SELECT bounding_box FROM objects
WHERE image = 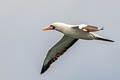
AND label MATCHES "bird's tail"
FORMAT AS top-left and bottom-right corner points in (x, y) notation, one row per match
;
(91, 33), (114, 42)
(95, 37), (114, 42)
